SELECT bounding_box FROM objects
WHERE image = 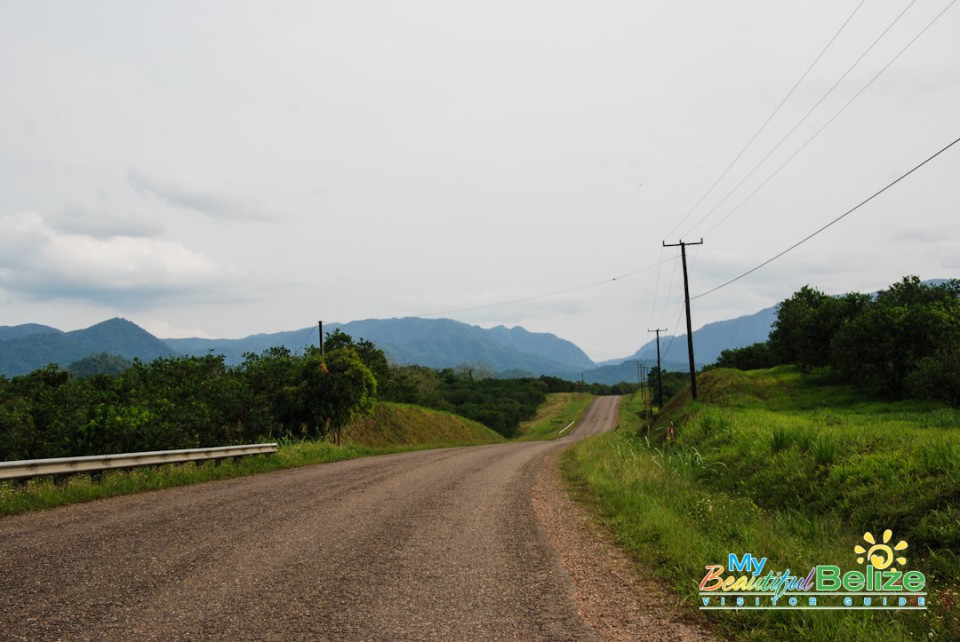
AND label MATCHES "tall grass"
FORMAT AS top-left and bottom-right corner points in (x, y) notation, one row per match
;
(563, 367), (960, 641)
